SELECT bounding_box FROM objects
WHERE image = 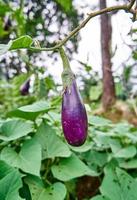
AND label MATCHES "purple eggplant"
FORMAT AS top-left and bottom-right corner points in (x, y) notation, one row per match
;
(59, 47), (88, 146)
(61, 78), (88, 146)
(20, 79), (30, 96)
